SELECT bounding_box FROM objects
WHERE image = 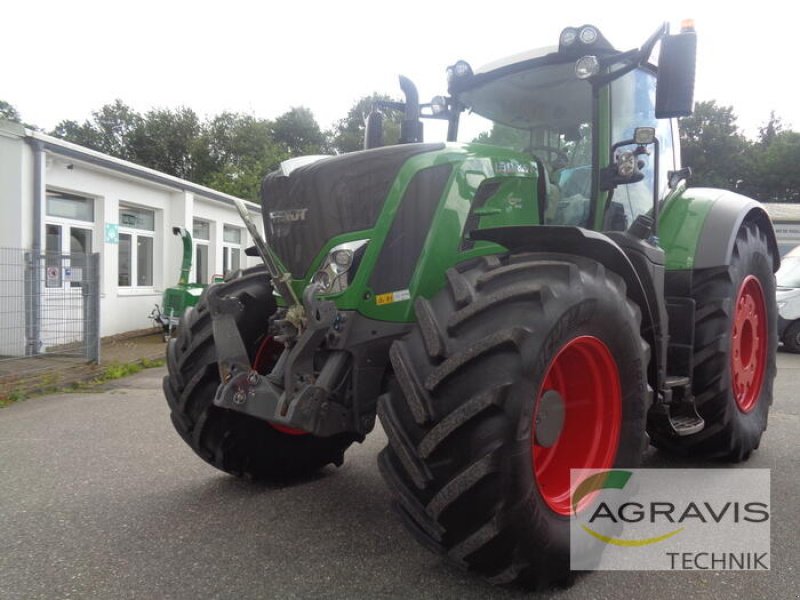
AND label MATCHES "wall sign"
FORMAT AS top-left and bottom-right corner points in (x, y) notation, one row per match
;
(105, 223), (119, 244)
